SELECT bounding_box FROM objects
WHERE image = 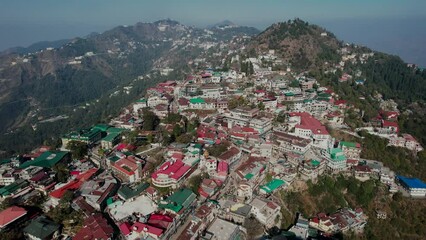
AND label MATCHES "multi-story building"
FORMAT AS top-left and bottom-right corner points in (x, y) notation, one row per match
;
(250, 198), (281, 228)
(110, 155), (144, 183)
(323, 148), (348, 172)
(151, 159), (191, 188)
(339, 141), (362, 159)
(271, 130), (312, 155)
(288, 112), (332, 149)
